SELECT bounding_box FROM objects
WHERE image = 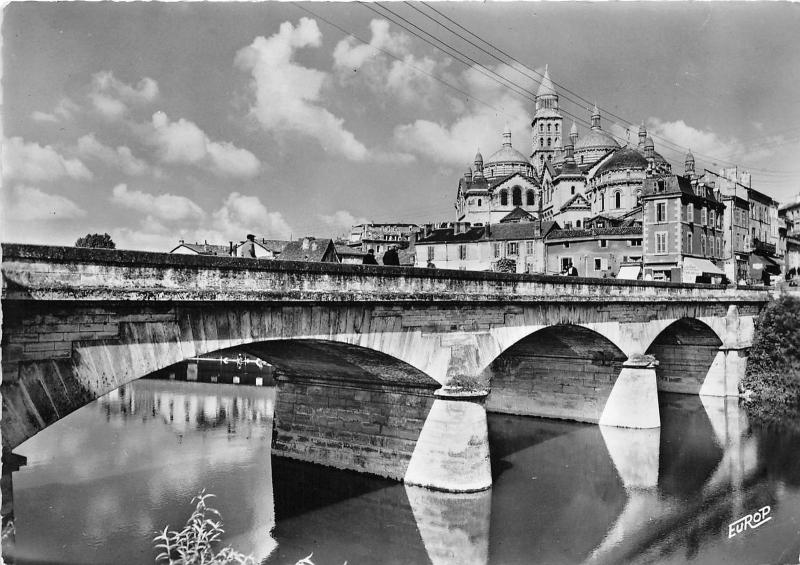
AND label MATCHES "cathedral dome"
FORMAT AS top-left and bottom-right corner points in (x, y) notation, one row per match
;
(574, 129), (620, 153)
(597, 147), (649, 175)
(486, 145), (529, 166)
